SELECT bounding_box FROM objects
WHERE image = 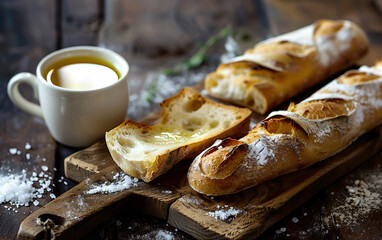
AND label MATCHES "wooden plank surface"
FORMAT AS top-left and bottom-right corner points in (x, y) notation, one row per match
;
(20, 117), (381, 239)
(3, 0), (382, 239)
